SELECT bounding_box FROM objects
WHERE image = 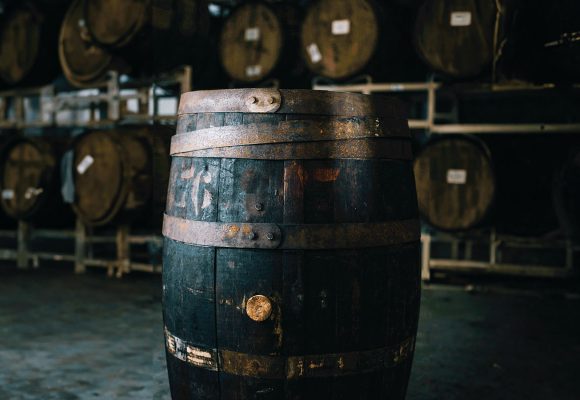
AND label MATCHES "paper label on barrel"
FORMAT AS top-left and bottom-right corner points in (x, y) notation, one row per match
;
(2, 189), (14, 200)
(450, 12), (472, 26)
(331, 19), (350, 35)
(24, 187), (43, 200)
(77, 155), (94, 175)
(244, 27), (260, 41)
(447, 169), (467, 184)
(245, 65), (262, 77)
(307, 43), (322, 63)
